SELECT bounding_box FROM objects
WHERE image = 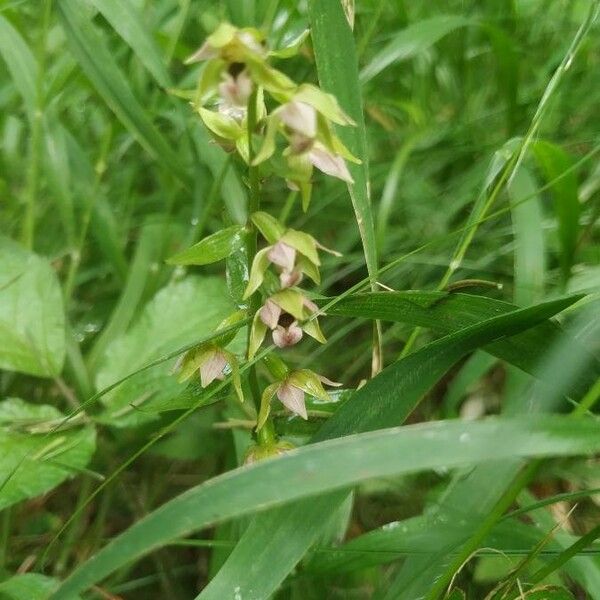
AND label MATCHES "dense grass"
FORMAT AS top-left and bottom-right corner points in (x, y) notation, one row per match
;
(1, 1), (599, 598)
